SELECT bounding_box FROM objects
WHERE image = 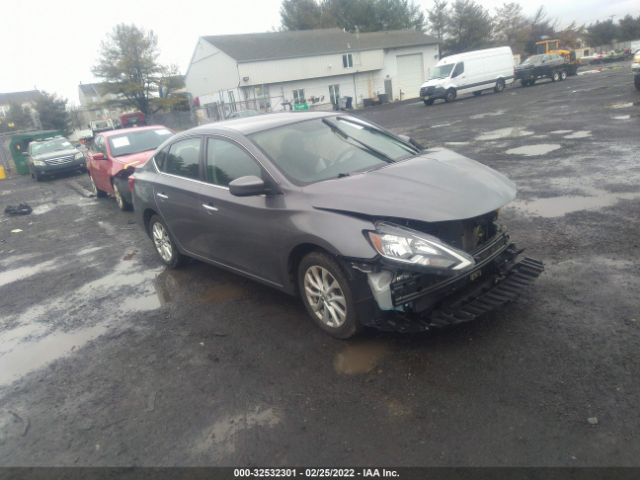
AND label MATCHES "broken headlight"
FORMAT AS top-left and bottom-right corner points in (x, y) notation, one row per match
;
(367, 222), (475, 272)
